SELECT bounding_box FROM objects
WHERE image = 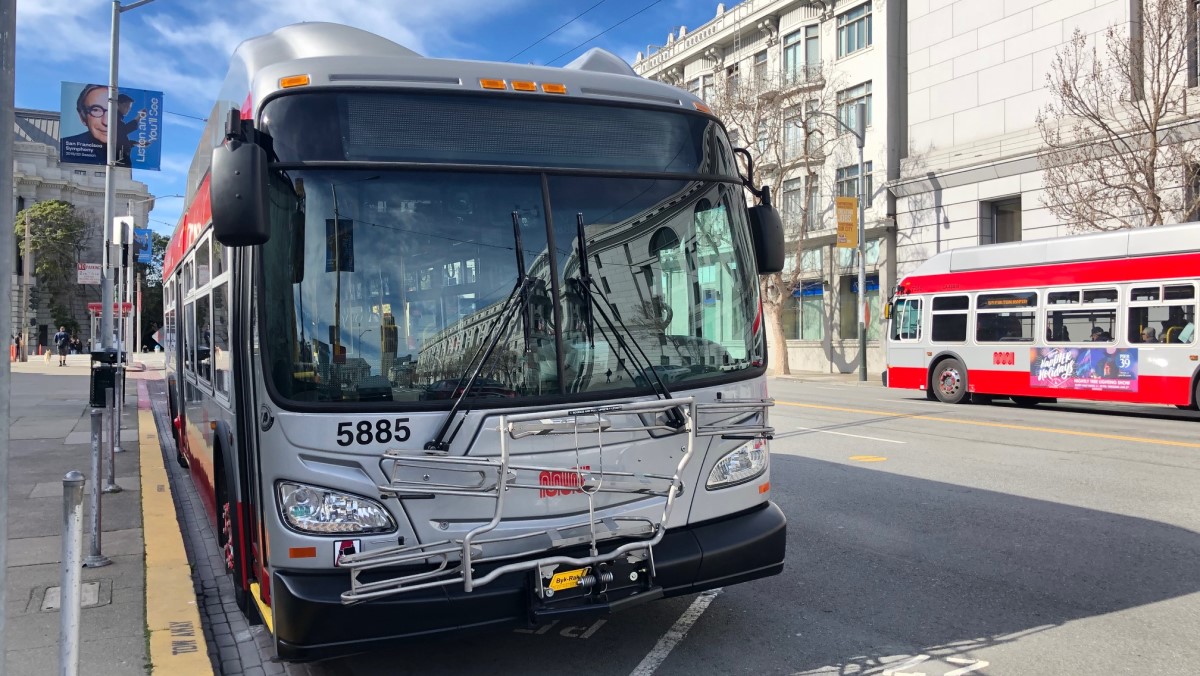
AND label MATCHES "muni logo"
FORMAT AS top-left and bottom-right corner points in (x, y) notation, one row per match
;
(539, 466), (591, 499)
